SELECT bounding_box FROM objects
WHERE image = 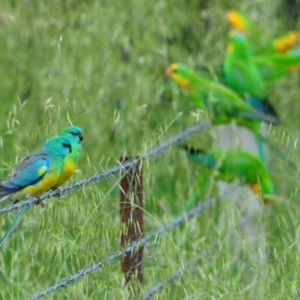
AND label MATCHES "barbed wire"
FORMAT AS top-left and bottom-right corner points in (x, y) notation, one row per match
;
(0, 121), (210, 215)
(141, 210), (260, 299)
(28, 196), (216, 300)
(1, 120), (262, 299)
